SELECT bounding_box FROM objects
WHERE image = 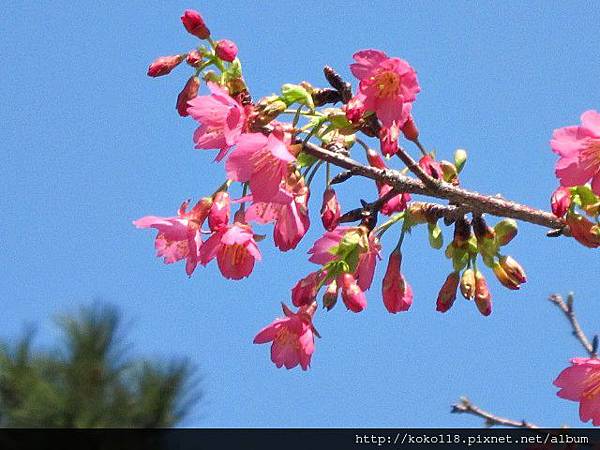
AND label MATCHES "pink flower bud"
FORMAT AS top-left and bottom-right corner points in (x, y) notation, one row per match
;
(382, 249), (413, 313)
(176, 76), (200, 117)
(492, 262), (520, 290)
(147, 55), (184, 77)
(339, 273), (367, 313)
(215, 39), (238, 62)
(291, 271), (323, 307)
(551, 186), (571, 218)
(320, 188), (341, 231)
(566, 213), (600, 248)
(208, 191), (230, 232)
(186, 49), (203, 67)
(401, 116), (419, 142)
(499, 255), (527, 284)
(181, 9), (210, 39)
(474, 271), (492, 316)
(418, 155), (443, 180)
(436, 272), (459, 313)
(366, 148), (386, 170)
(322, 280), (339, 311)
(344, 96), (365, 125)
